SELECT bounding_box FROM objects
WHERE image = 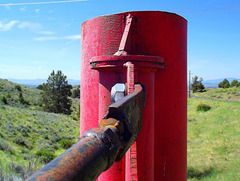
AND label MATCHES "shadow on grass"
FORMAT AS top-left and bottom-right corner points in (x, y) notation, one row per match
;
(187, 167), (215, 179)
